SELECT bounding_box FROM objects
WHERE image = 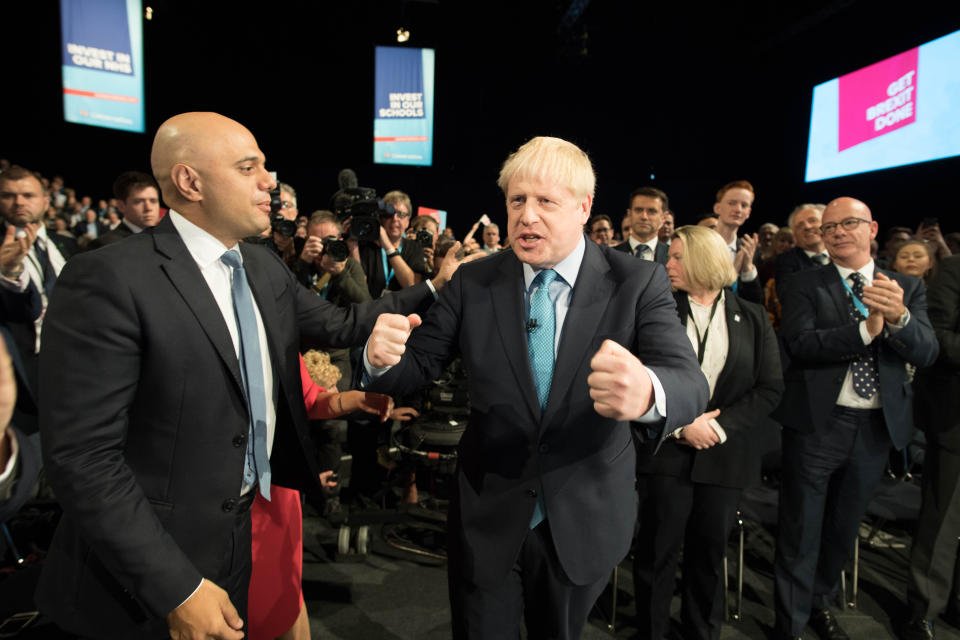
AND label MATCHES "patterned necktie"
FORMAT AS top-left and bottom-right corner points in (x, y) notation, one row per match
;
(527, 269), (560, 529)
(813, 253), (829, 266)
(221, 250), (271, 500)
(847, 272), (879, 399)
(635, 244), (651, 260)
